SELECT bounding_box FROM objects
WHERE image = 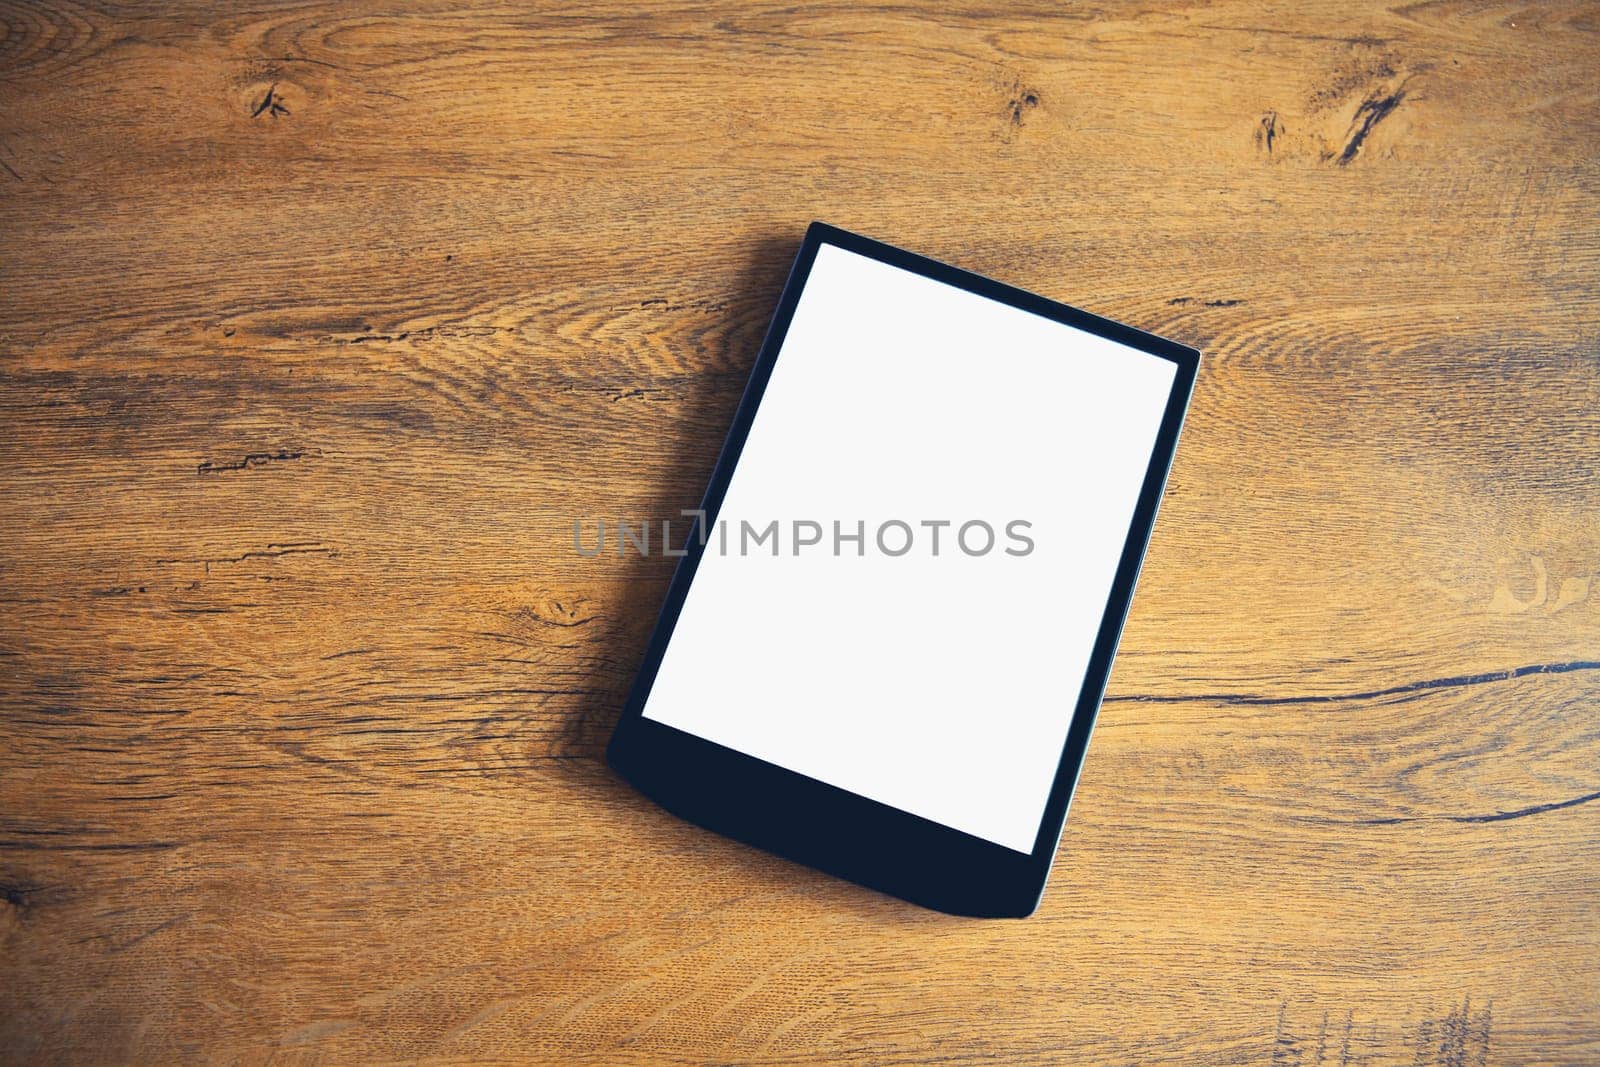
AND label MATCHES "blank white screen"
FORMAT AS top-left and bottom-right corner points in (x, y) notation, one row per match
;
(642, 243), (1177, 853)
